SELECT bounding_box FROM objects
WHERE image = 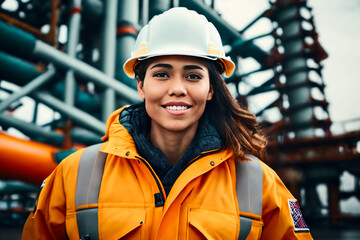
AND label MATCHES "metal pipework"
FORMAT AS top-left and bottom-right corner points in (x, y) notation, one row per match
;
(148, 0), (171, 20)
(33, 90), (106, 135)
(65, 0), (83, 106)
(141, 0), (149, 24)
(275, 2), (315, 138)
(115, 0), (139, 90)
(83, 0), (103, 19)
(0, 51), (41, 85)
(0, 180), (38, 193)
(179, 0), (268, 63)
(101, 0), (118, 120)
(33, 41), (141, 103)
(0, 113), (64, 146)
(0, 67), (56, 113)
(0, 20), (141, 104)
